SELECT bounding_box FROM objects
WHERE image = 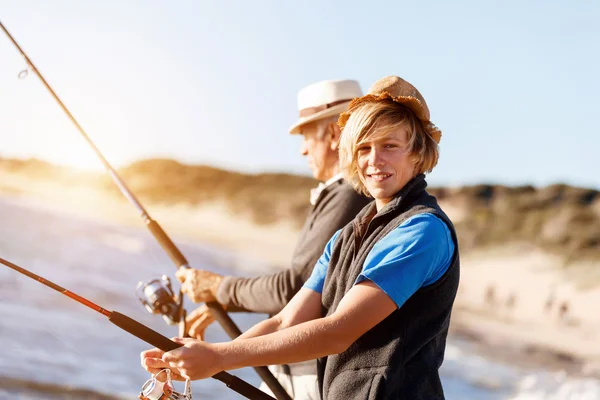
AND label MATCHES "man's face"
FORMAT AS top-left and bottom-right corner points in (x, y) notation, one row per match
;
(299, 120), (337, 182)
